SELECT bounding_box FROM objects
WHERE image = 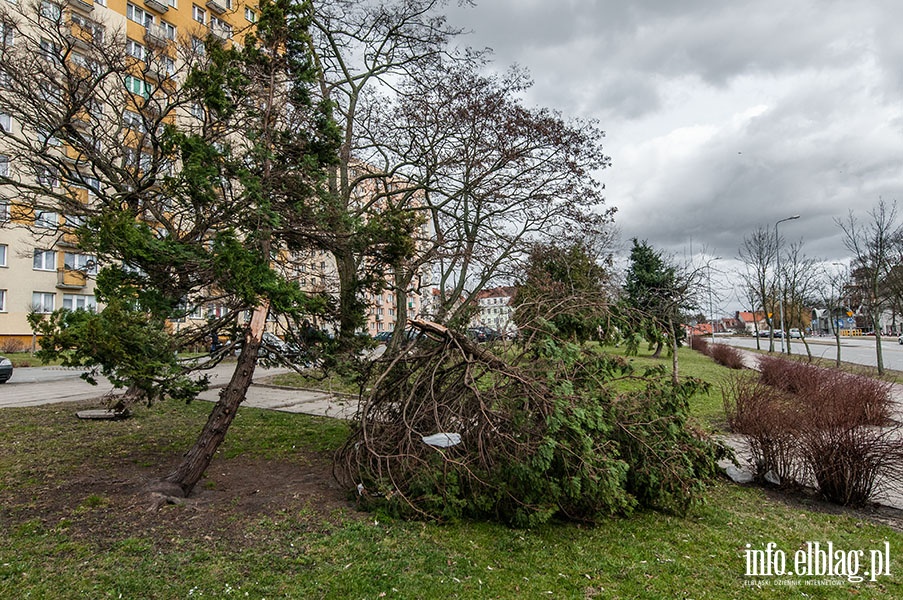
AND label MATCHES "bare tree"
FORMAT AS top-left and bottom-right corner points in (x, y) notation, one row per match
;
(373, 61), (612, 330)
(815, 263), (852, 367)
(836, 199), (903, 375)
(305, 0), (468, 342)
(779, 240), (820, 360)
(738, 226), (778, 352)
